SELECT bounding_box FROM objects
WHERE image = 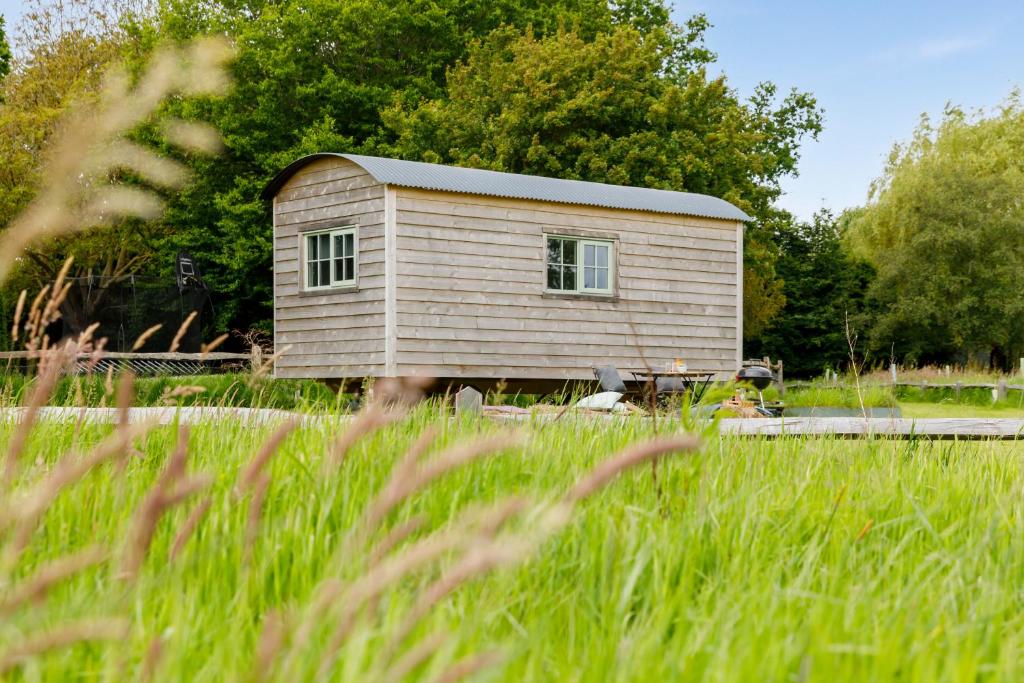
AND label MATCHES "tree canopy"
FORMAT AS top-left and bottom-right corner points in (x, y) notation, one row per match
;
(0, 15), (11, 81)
(846, 98), (1024, 367)
(376, 24), (821, 336)
(1, 0), (824, 349)
(750, 211), (875, 376)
